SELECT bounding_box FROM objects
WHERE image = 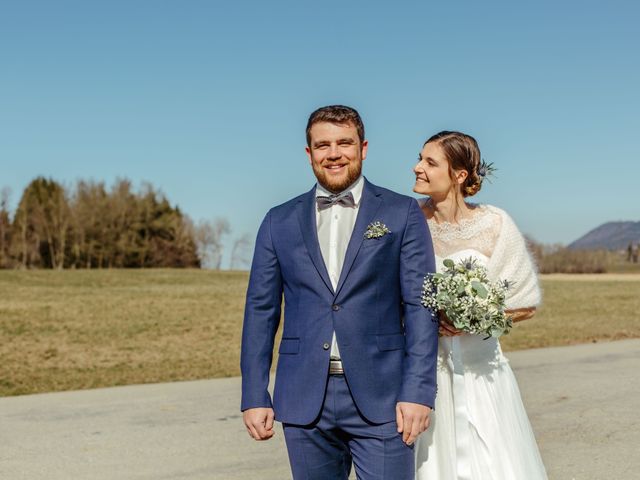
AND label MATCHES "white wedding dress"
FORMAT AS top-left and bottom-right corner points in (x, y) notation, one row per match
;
(415, 204), (548, 480)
